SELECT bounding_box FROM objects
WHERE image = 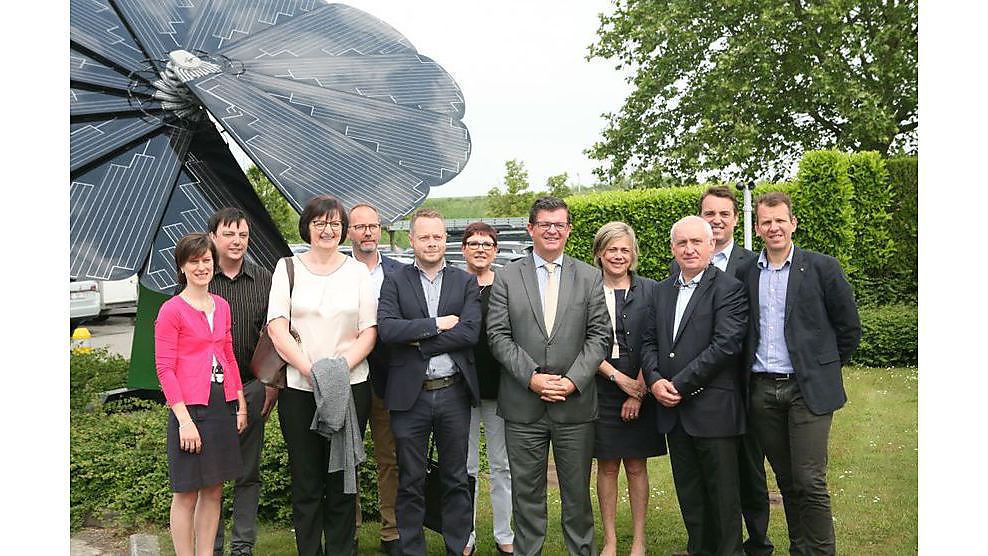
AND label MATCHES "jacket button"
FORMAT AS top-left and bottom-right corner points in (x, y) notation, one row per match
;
(669, 352), (675, 358)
